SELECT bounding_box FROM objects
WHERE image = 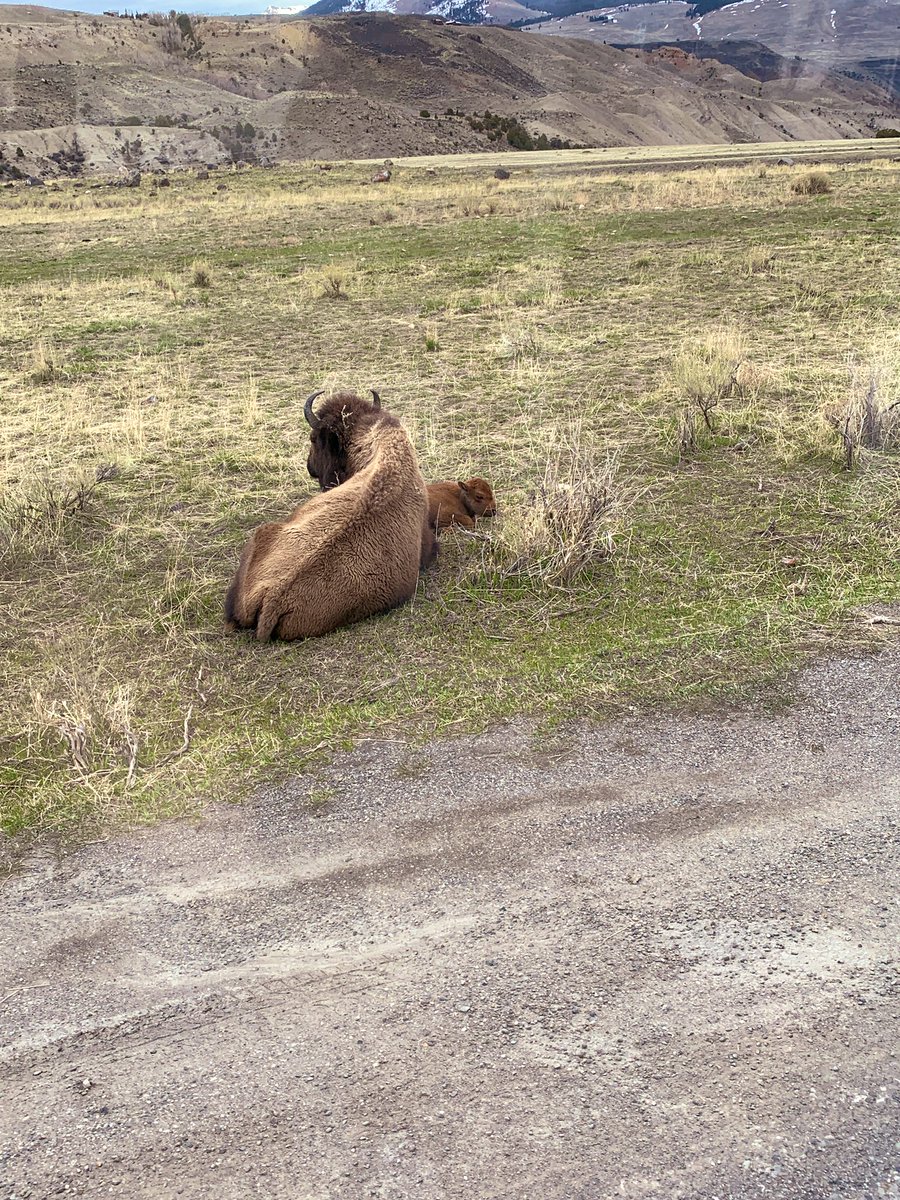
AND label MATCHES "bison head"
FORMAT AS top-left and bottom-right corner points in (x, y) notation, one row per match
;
(305, 389), (382, 491)
(460, 477), (498, 518)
